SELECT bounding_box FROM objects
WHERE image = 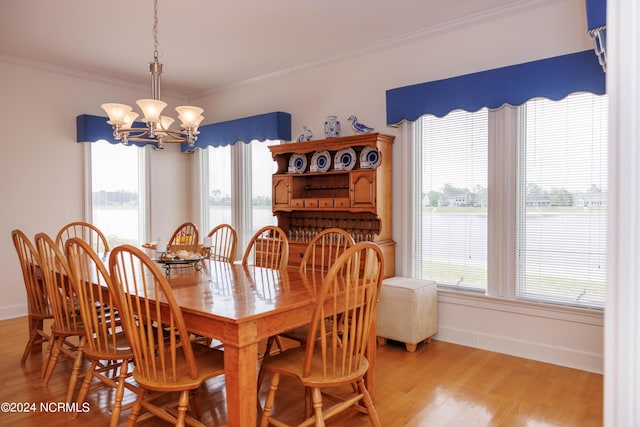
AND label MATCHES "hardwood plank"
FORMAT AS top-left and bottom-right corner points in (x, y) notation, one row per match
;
(0, 316), (602, 426)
